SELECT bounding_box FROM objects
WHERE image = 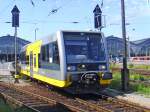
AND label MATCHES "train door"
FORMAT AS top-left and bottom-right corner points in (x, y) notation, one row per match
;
(30, 51), (33, 77)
